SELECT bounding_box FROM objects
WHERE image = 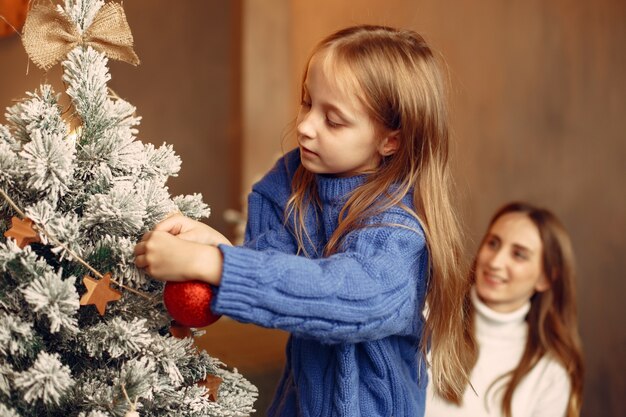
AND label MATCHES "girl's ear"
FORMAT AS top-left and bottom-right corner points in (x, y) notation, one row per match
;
(378, 131), (400, 157)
